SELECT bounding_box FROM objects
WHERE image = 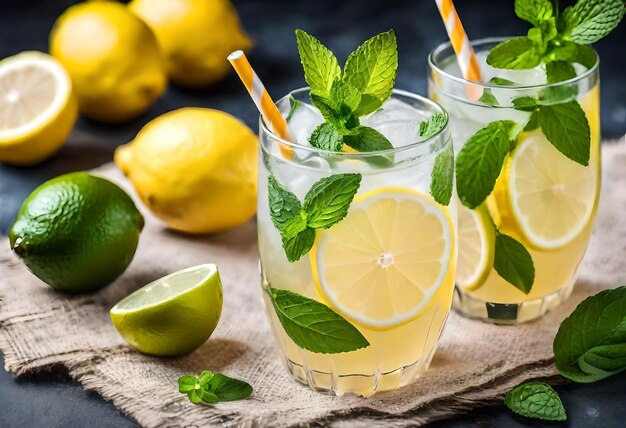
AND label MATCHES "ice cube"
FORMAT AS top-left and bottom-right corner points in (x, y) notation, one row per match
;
(286, 100), (323, 146)
(361, 98), (424, 127)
